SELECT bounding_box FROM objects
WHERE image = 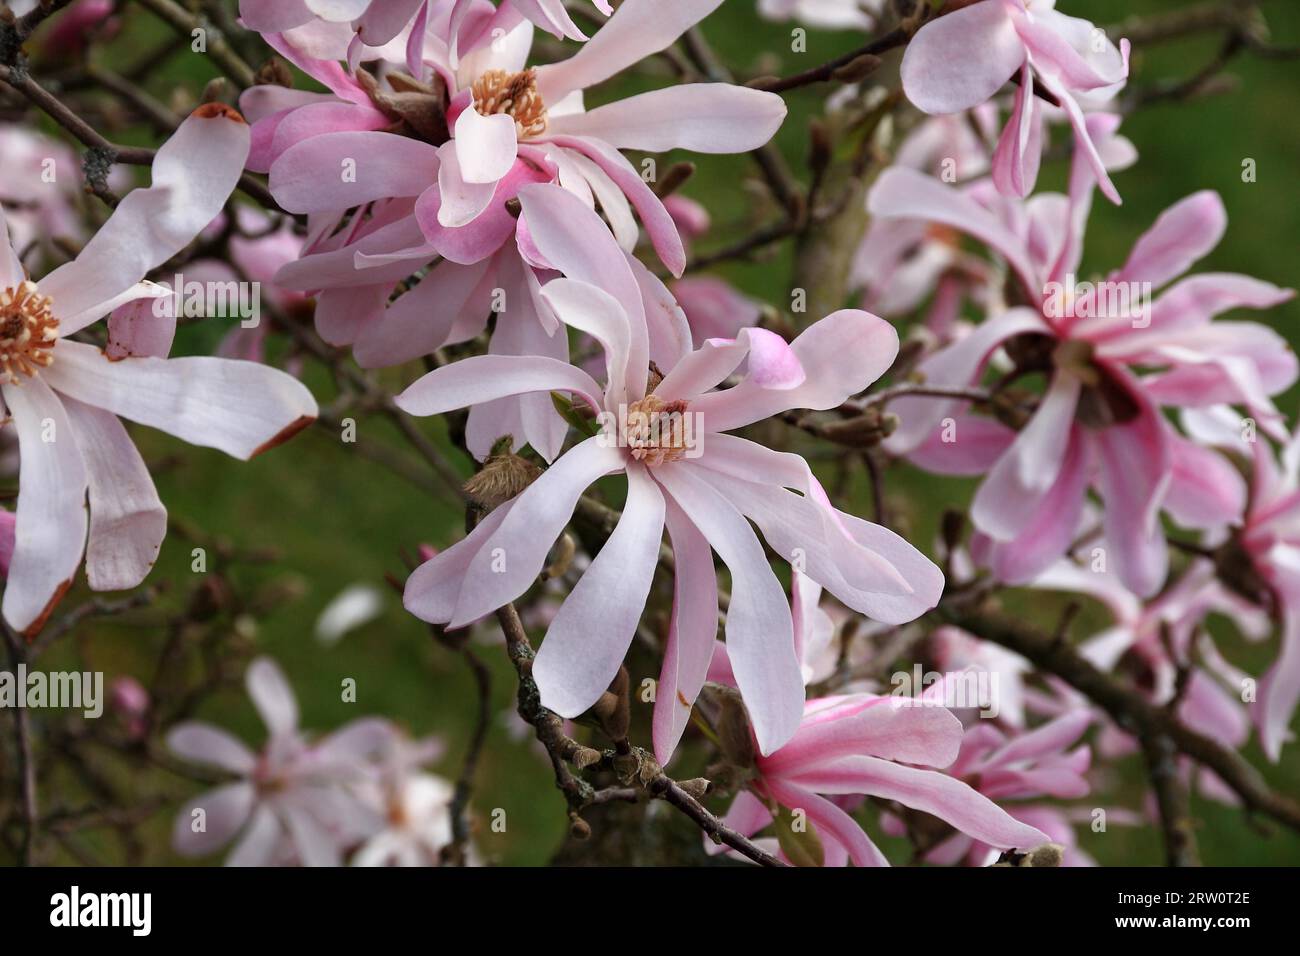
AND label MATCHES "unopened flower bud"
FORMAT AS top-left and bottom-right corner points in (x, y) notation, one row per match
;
(464, 438), (542, 510)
